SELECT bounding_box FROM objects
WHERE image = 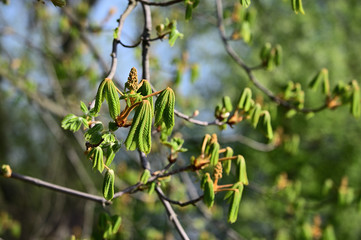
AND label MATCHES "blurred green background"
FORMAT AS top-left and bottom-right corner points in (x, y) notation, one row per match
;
(1, 0), (361, 239)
